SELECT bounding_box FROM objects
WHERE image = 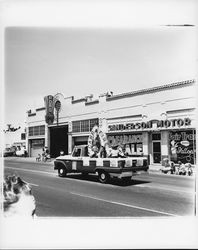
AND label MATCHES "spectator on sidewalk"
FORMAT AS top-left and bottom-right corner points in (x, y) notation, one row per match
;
(178, 161), (186, 175)
(161, 158), (171, 174)
(42, 148), (45, 161)
(36, 154), (41, 162)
